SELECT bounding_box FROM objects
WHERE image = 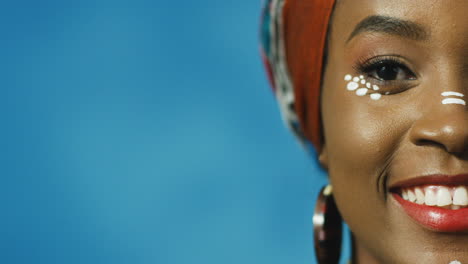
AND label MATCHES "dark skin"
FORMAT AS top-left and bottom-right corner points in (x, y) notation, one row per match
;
(318, 0), (468, 263)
